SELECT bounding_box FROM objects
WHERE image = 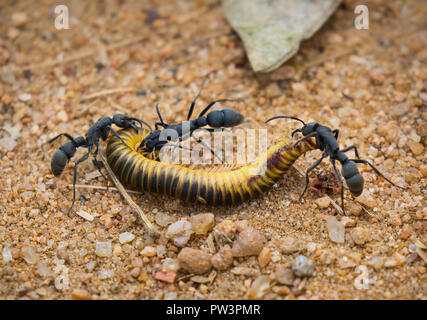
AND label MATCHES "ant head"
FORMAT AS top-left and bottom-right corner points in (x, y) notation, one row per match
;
(301, 122), (318, 136)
